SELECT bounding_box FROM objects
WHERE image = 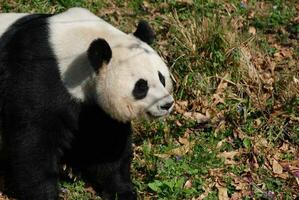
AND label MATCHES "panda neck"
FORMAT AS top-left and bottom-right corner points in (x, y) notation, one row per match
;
(59, 52), (96, 102)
